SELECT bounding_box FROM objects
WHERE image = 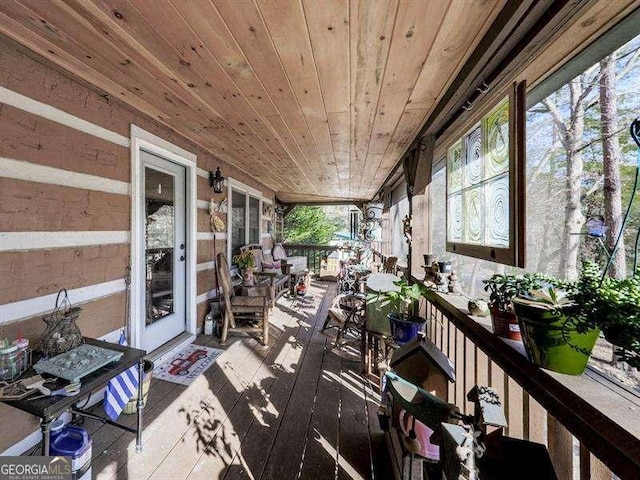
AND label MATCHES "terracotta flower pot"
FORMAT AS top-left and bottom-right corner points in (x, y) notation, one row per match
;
(490, 306), (521, 341)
